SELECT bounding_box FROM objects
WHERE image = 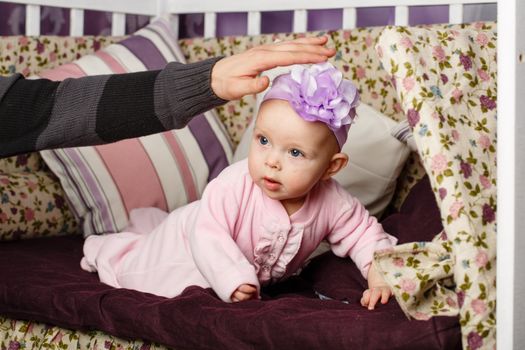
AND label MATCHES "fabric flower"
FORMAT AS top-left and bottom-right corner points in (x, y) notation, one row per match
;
(480, 95), (496, 110)
(407, 109), (420, 127)
(24, 208), (35, 221)
(393, 257), (404, 267)
(446, 296), (457, 308)
(471, 299), (487, 315)
(475, 250), (489, 268)
(476, 33), (489, 46)
(478, 134), (491, 150)
(467, 331), (484, 350)
(15, 154), (29, 167)
(479, 175), (492, 189)
(53, 193), (66, 209)
(37, 41), (45, 54)
(452, 88), (463, 102)
(400, 37), (413, 49)
(400, 278), (416, 293)
(482, 204), (495, 224)
(449, 200), (464, 219)
(8, 341), (20, 350)
(356, 66), (366, 79)
(477, 68), (490, 81)
(402, 77), (415, 91)
(432, 45), (446, 62)
(263, 62), (359, 148)
(457, 291), (465, 308)
(431, 153), (448, 173)
(459, 54), (472, 70)
(460, 161), (472, 178)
